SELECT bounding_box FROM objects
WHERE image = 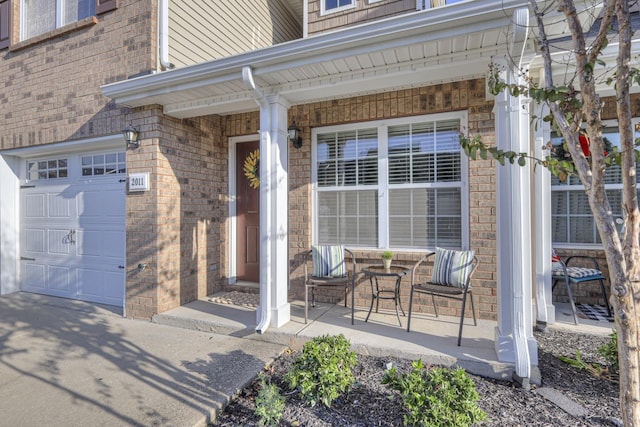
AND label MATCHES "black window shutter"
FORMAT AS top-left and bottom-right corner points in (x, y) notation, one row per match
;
(96, 0), (117, 15)
(0, 0), (10, 50)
